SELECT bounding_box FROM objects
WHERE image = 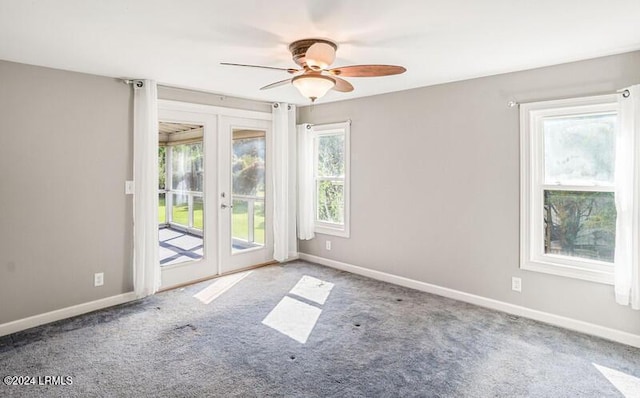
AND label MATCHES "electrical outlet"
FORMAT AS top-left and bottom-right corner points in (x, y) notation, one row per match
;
(325, 240), (332, 251)
(94, 272), (104, 287)
(511, 277), (522, 292)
